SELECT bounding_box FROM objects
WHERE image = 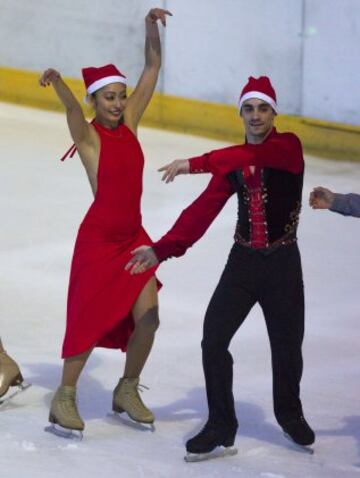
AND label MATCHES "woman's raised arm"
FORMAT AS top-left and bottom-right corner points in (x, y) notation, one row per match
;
(39, 68), (95, 150)
(125, 8), (172, 132)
